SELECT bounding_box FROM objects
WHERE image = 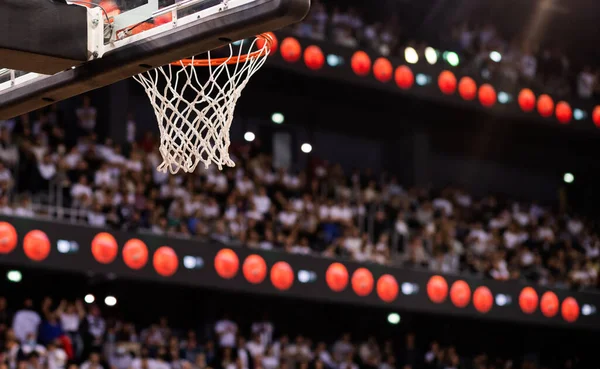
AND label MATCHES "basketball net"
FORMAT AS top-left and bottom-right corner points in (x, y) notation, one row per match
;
(134, 35), (272, 174)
